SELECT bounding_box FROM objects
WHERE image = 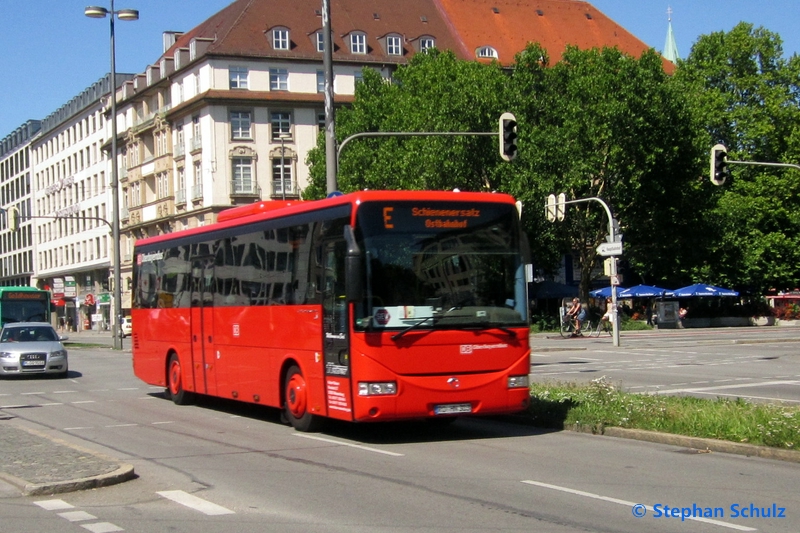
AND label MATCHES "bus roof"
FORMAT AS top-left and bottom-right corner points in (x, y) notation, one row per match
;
(135, 190), (518, 248)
